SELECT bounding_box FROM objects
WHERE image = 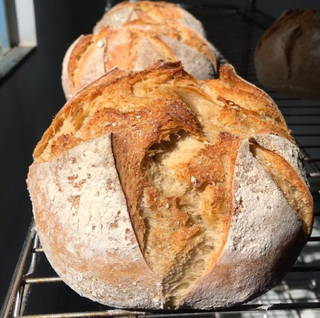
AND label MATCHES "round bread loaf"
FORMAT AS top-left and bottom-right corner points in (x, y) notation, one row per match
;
(93, 1), (206, 38)
(254, 10), (320, 99)
(62, 20), (216, 100)
(28, 61), (313, 310)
